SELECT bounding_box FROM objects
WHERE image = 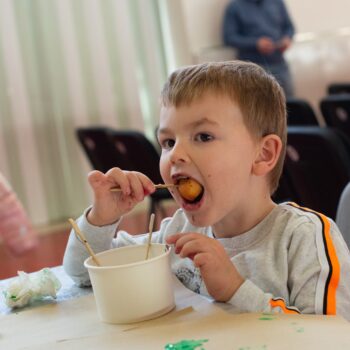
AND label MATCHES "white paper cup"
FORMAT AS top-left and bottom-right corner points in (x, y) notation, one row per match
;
(84, 244), (175, 324)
